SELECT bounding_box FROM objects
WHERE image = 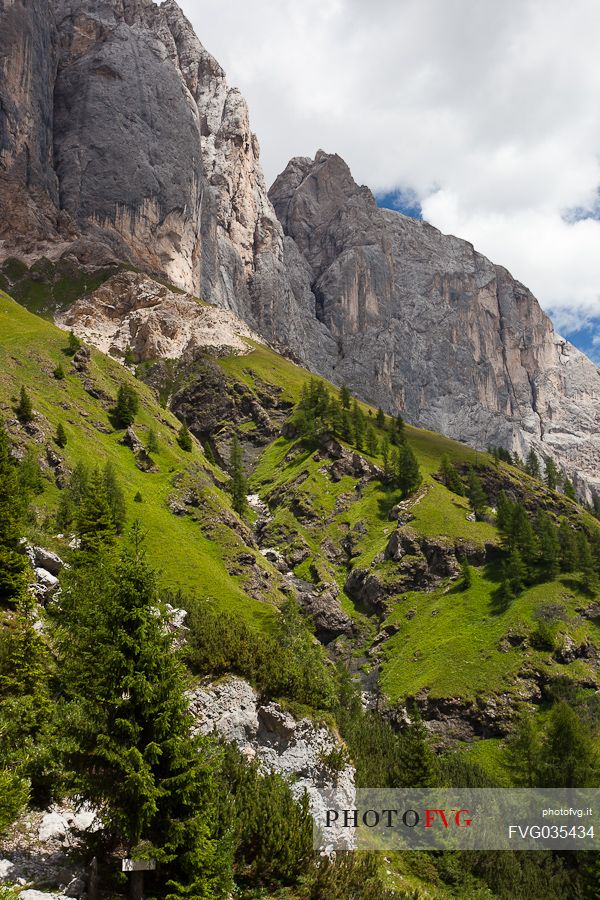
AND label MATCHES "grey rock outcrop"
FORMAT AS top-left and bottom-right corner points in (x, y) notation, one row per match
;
(0, 0), (62, 245)
(188, 676), (355, 851)
(270, 151), (600, 499)
(59, 271), (263, 360)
